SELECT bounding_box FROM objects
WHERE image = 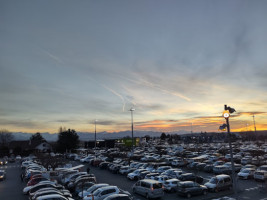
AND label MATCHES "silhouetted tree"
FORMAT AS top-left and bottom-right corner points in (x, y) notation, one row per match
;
(160, 133), (167, 140)
(144, 135), (151, 141)
(57, 129), (79, 153)
(0, 129), (13, 147)
(30, 132), (45, 144)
